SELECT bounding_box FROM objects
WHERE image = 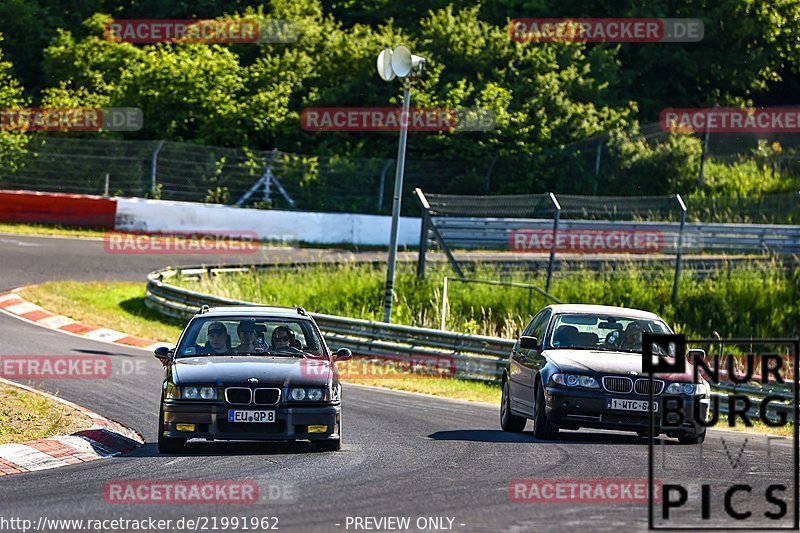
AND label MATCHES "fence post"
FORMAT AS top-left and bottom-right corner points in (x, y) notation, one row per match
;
(150, 140), (165, 196)
(546, 192), (561, 292)
(103, 173), (110, 196)
(593, 140), (602, 195)
(672, 194), (687, 303)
